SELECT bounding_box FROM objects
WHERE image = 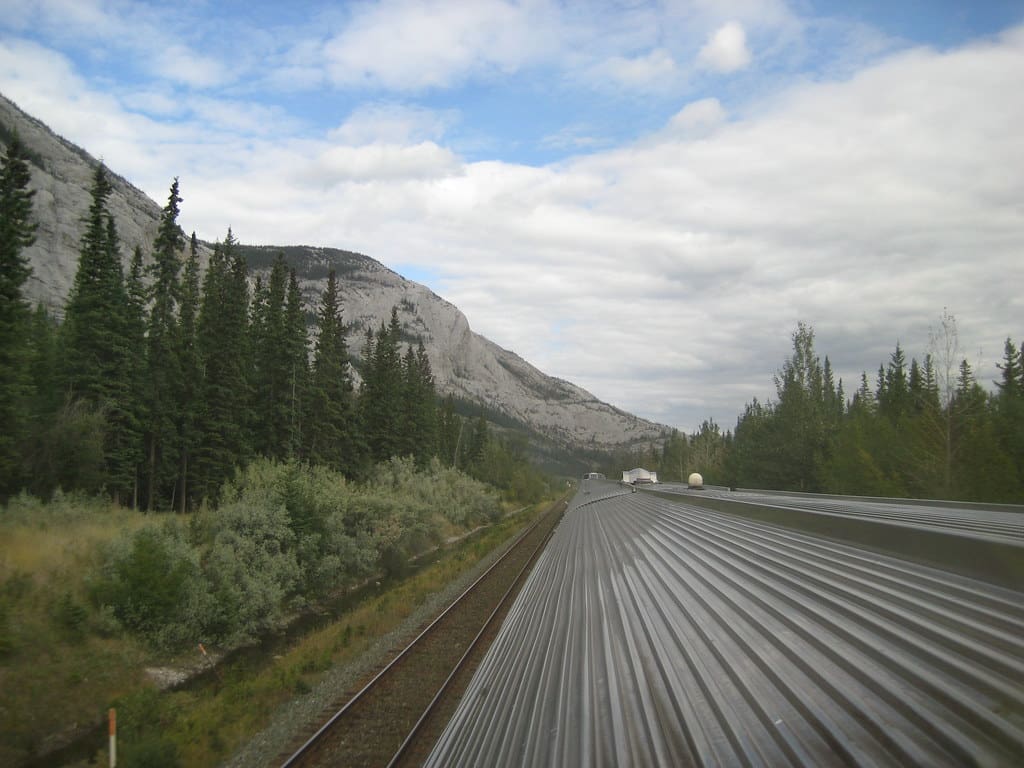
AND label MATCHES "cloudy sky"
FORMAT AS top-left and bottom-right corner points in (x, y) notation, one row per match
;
(1, 0), (1022, 433)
